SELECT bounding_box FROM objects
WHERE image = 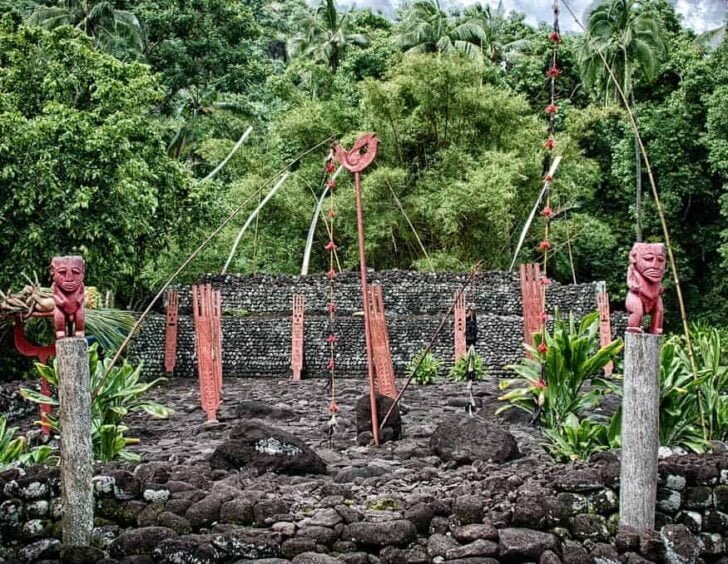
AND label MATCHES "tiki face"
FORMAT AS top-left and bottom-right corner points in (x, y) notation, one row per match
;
(51, 256), (85, 293)
(631, 243), (666, 283)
